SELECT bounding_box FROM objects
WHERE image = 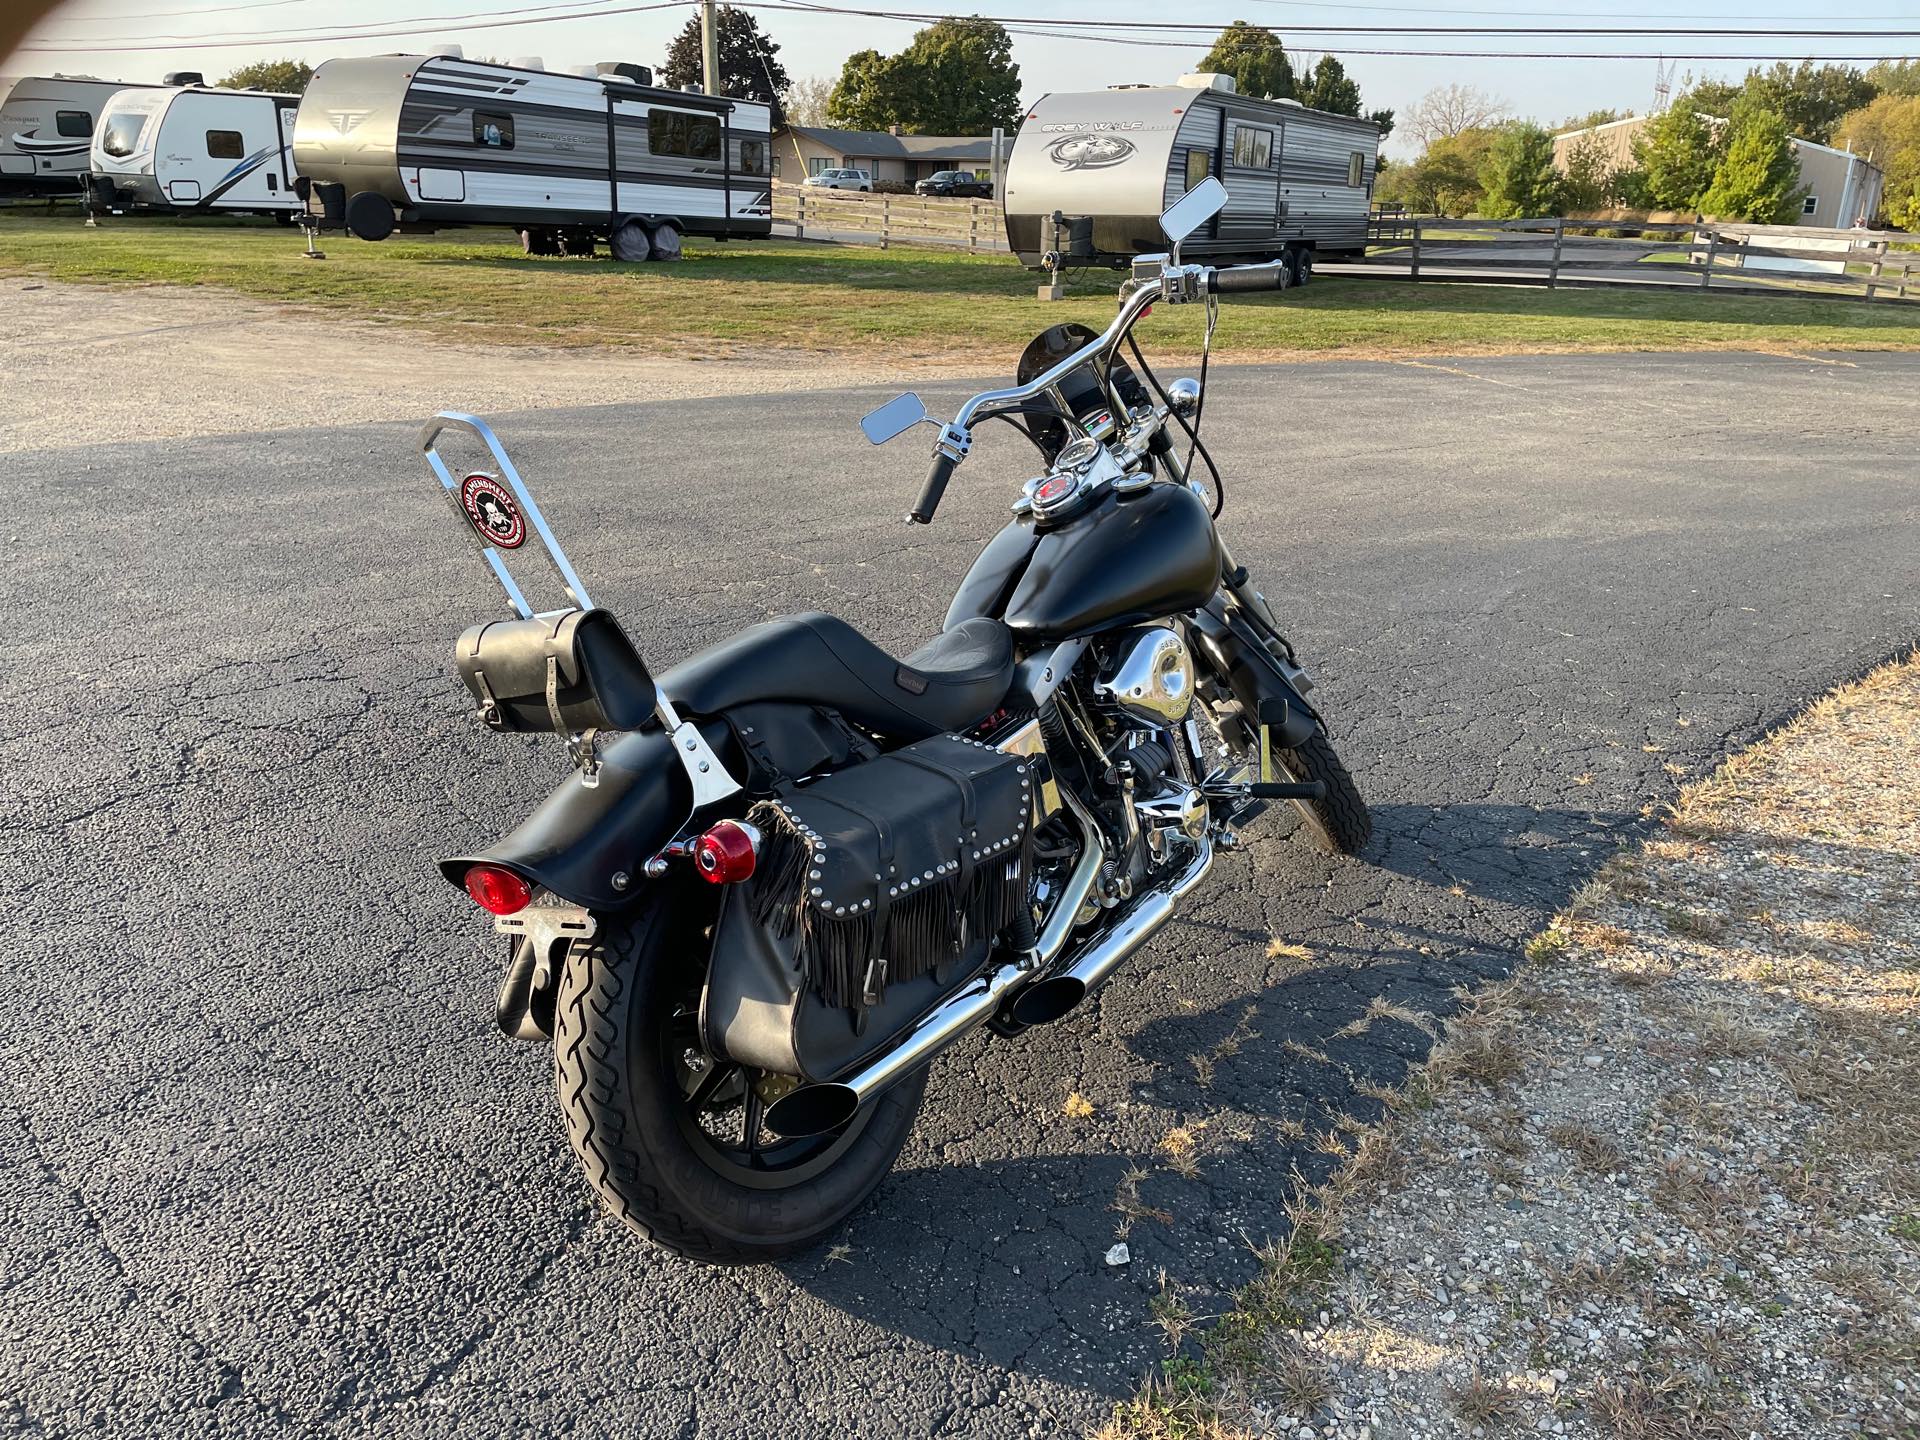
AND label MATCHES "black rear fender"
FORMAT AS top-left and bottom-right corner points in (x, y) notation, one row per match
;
(438, 721), (733, 911)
